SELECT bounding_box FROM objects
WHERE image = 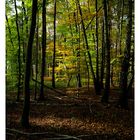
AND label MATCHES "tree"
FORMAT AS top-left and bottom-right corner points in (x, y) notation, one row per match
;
(40, 0), (46, 100)
(95, 0), (101, 94)
(34, 8), (39, 100)
(100, 18), (105, 89)
(5, 14), (14, 48)
(101, 0), (111, 103)
(52, 0), (56, 88)
(77, 0), (100, 94)
(14, 0), (22, 101)
(73, 9), (82, 88)
(119, 0), (133, 109)
(22, 1), (28, 62)
(21, 0), (38, 128)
